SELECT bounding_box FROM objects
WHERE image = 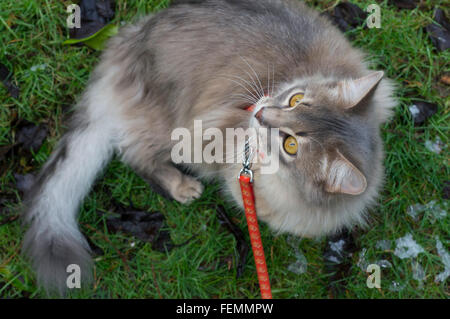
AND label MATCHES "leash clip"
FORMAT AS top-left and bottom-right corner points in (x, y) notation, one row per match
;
(238, 139), (254, 182)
